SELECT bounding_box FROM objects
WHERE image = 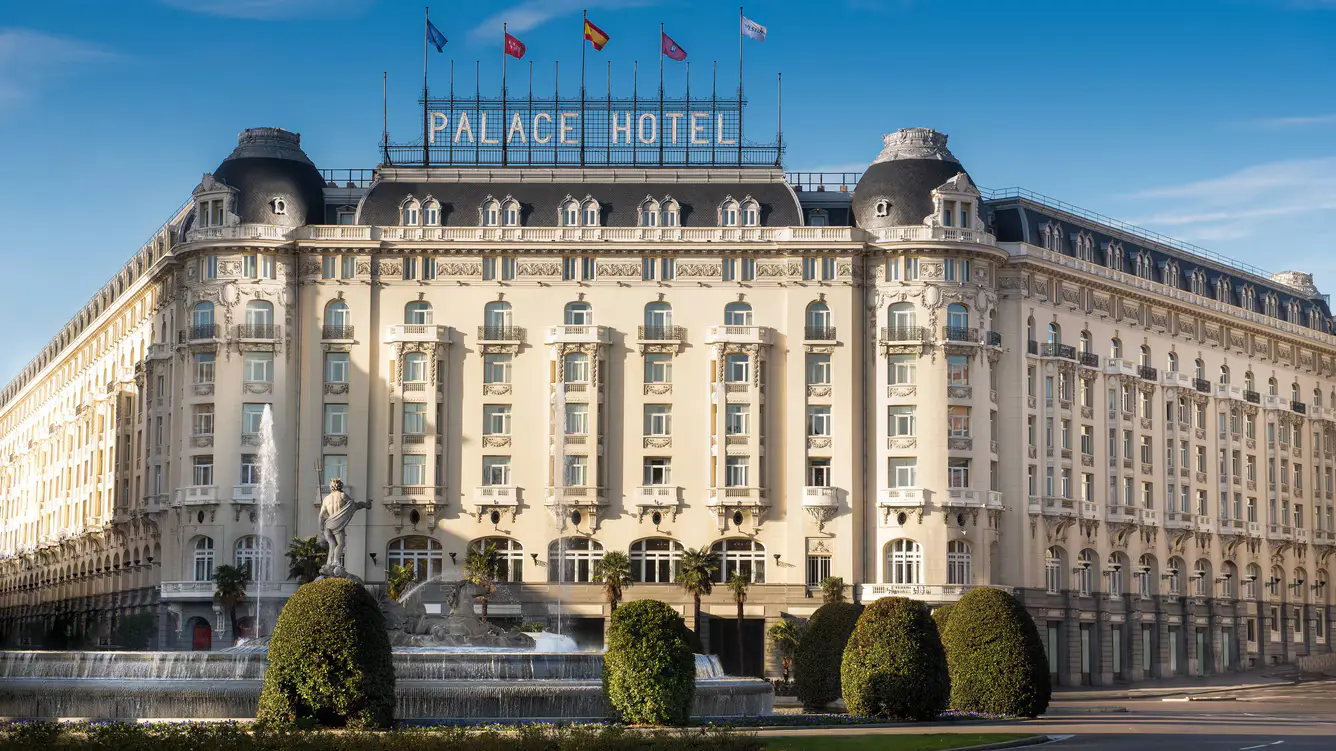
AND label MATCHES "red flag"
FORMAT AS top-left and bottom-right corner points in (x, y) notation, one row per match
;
(505, 32), (526, 59)
(661, 31), (686, 61)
